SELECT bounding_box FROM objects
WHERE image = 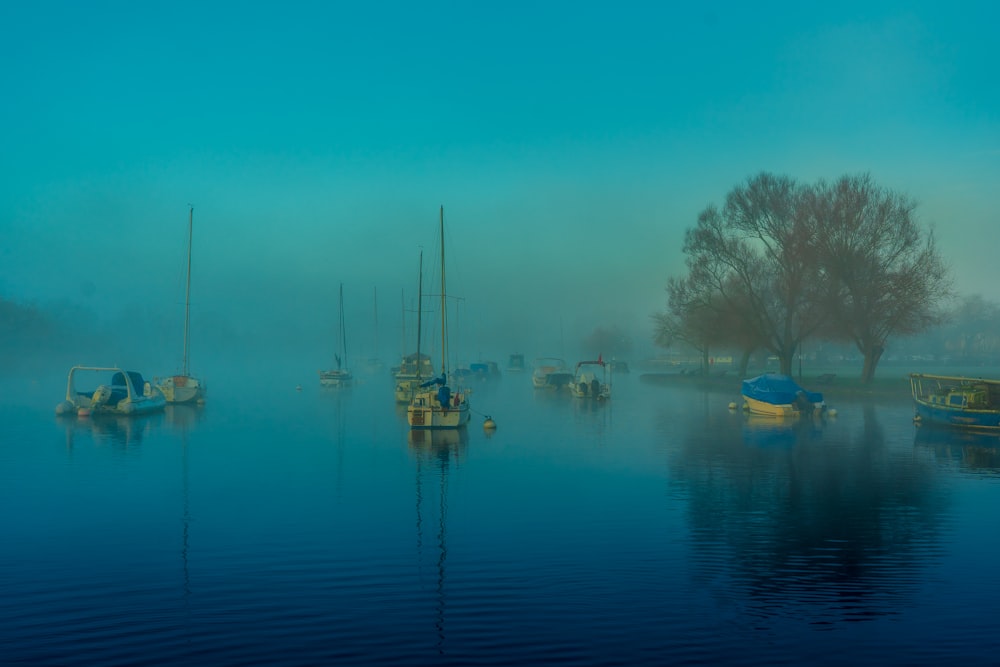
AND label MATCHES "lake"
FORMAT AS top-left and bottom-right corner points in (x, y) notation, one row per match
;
(3, 365), (1000, 665)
